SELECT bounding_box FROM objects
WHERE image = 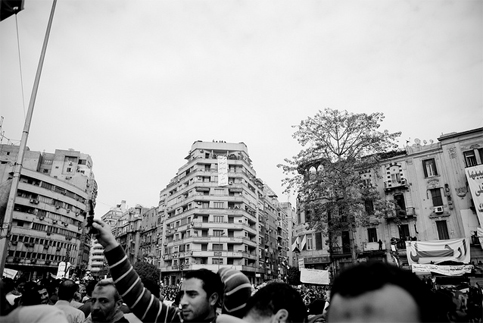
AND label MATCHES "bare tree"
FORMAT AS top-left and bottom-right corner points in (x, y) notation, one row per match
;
(279, 108), (401, 264)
